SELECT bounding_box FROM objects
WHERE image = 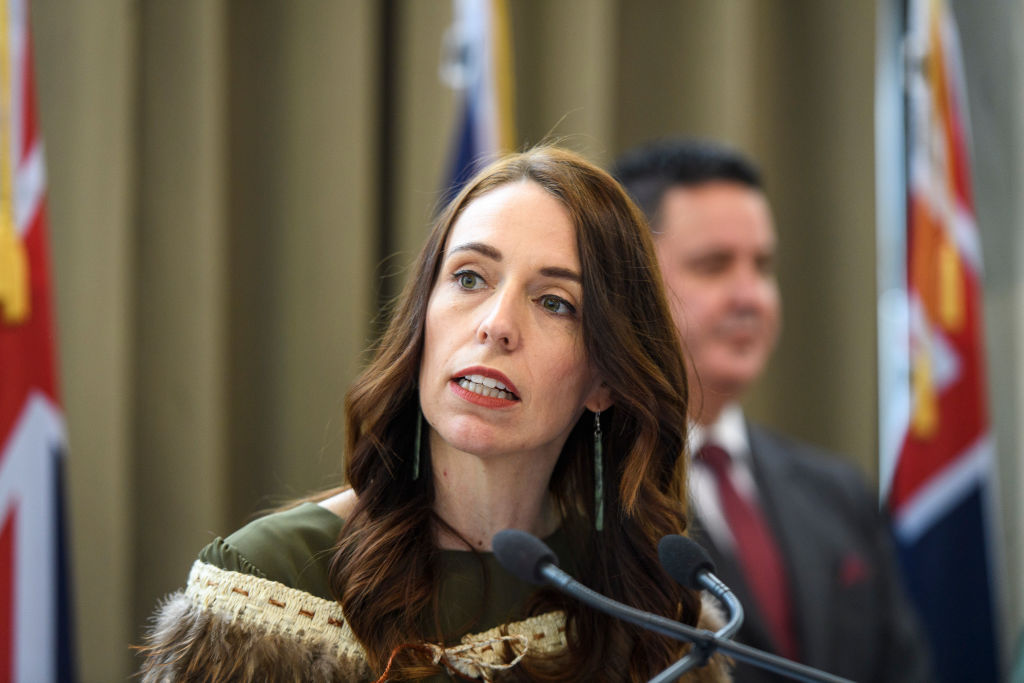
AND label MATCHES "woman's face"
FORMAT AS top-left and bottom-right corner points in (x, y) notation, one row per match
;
(418, 180), (610, 463)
